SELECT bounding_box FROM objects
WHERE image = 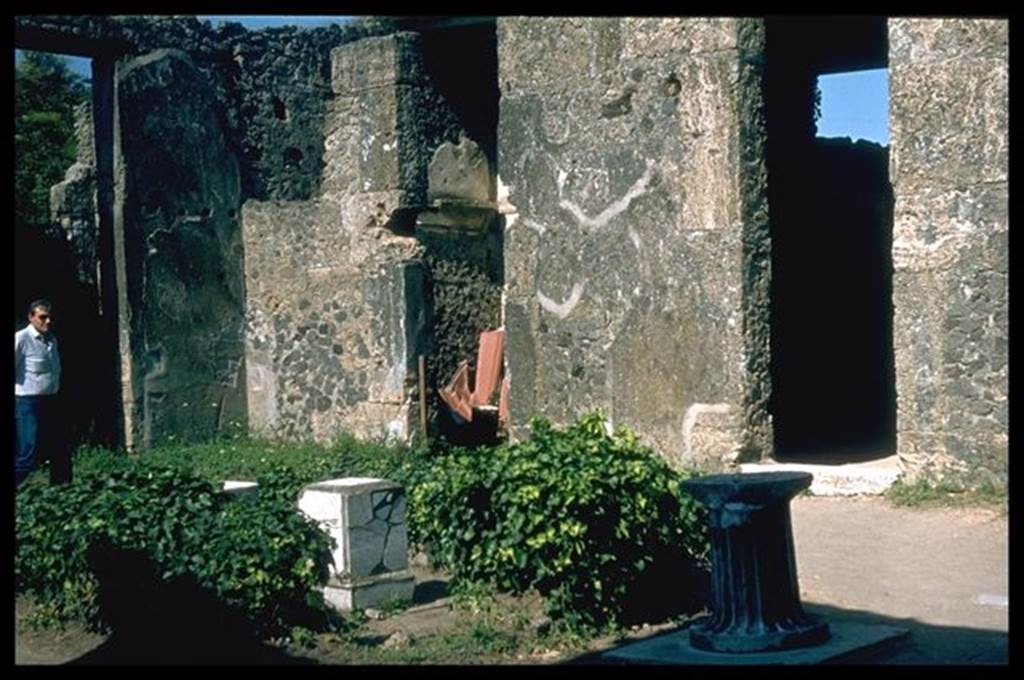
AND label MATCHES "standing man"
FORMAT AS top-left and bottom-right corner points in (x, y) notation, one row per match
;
(14, 299), (70, 486)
